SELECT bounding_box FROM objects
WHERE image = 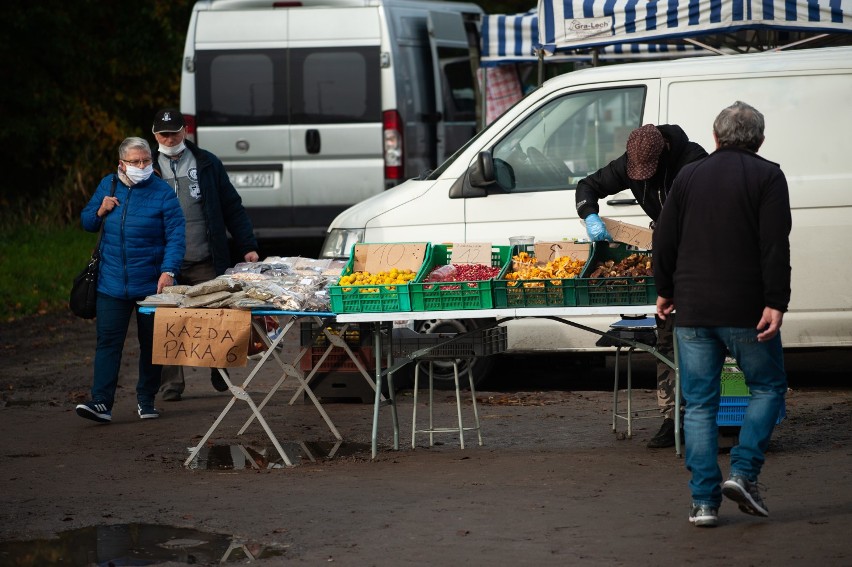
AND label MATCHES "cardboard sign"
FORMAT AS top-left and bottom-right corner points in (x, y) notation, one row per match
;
(354, 242), (428, 273)
(152, 308), (251, 368)
(450, 242), (492, 265)
(601, 218), (654, 249)
(534, 241), (591, 263)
